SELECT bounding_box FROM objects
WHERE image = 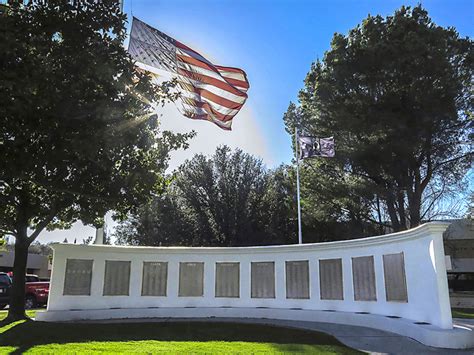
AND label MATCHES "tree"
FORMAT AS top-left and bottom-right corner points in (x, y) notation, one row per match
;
(0, 1), (191, 321)
(285, 5), (473, 232)
(116, 146), (298, 247)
